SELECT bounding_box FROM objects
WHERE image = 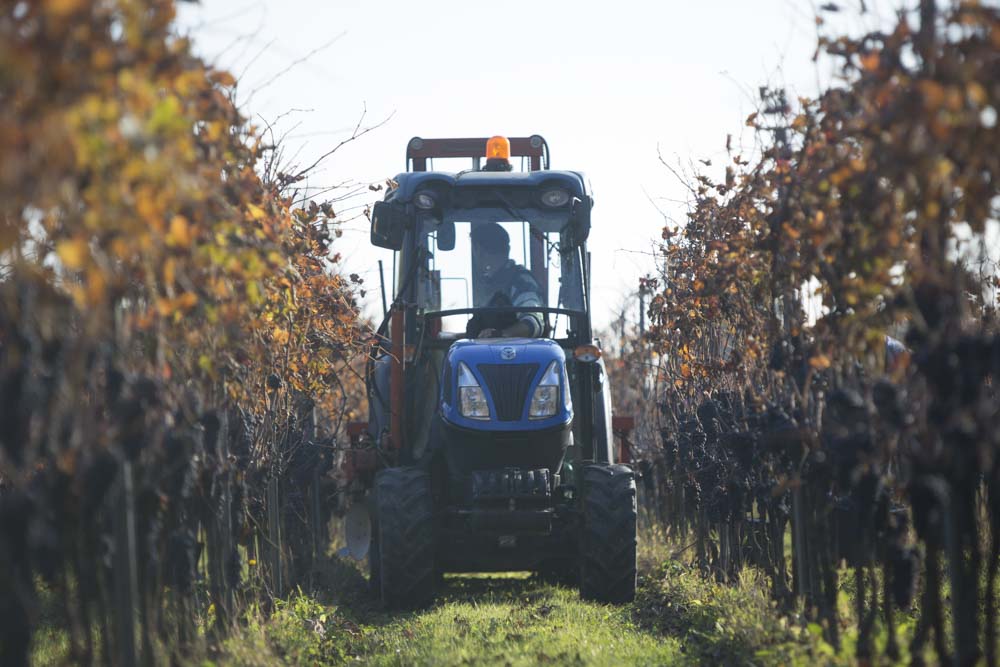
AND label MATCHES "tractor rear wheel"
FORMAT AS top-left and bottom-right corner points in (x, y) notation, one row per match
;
(372, 467), (436, 609)
(579, 463), (637, 603)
